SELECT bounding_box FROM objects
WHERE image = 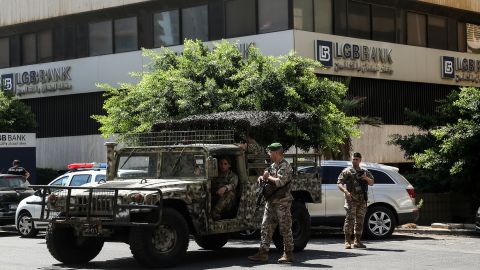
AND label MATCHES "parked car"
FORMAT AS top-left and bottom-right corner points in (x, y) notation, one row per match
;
(15, 163), (106, 237)
(305, 160), (419, 239)
(475, 206), (480, 233)
(0, 175), (34, 225)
